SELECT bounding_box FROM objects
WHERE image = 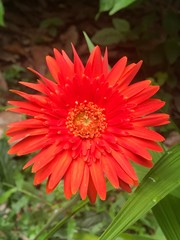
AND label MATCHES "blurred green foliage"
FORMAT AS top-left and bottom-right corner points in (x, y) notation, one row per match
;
(0, 0), (4, 26)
